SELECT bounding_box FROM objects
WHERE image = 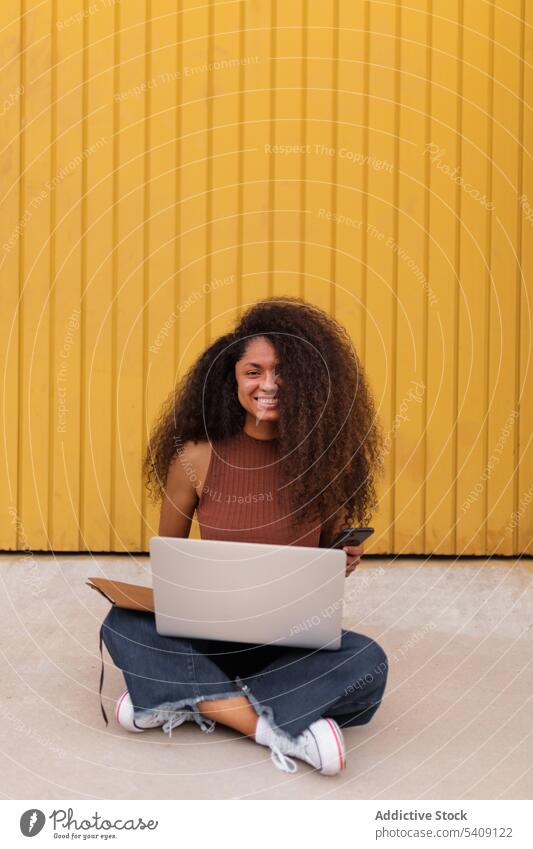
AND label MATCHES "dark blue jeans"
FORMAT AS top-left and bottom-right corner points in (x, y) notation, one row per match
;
(101, 605), (388, 740)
